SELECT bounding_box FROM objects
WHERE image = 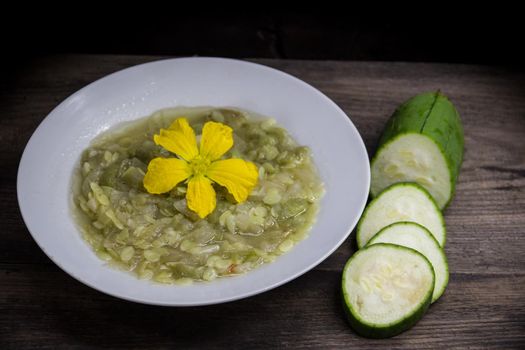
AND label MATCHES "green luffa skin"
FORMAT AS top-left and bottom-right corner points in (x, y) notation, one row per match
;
(372, 91), (464, 209)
